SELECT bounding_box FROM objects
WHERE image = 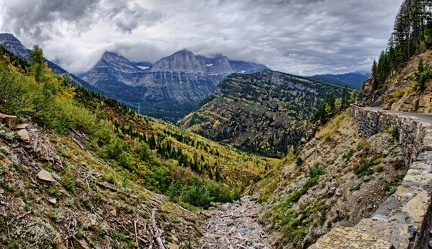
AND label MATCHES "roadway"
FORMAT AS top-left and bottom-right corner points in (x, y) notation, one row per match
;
(363, 107), (432, 124)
